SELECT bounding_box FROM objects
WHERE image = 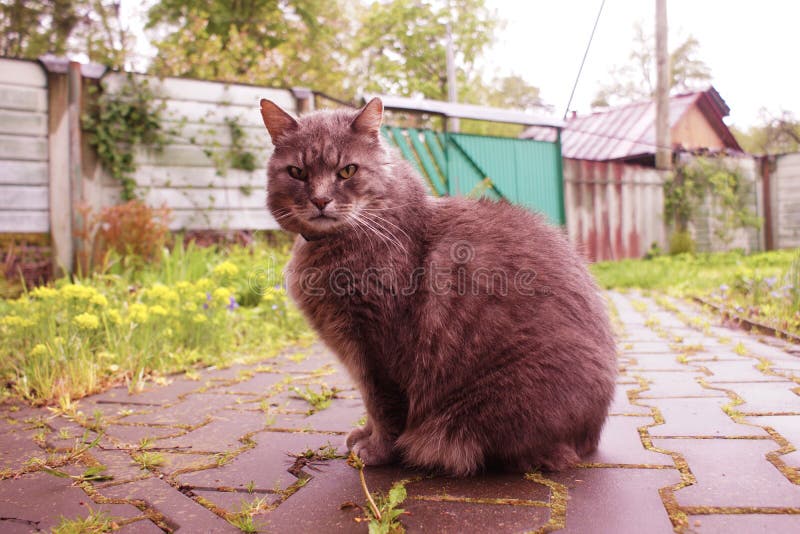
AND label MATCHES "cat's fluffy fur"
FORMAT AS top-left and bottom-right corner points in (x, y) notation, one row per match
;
(261, 98), (617, 476)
